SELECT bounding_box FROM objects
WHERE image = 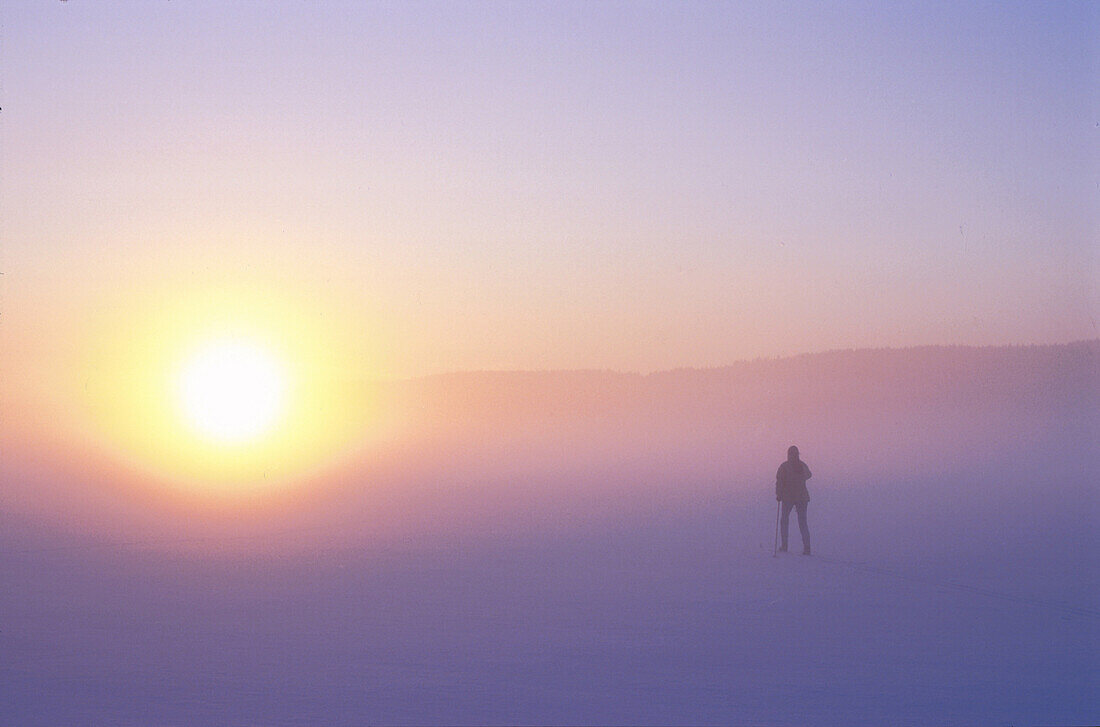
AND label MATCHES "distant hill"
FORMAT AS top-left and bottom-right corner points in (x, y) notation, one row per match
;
(355, 340), (1098, 498)
(380, 340), (1099, 427)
